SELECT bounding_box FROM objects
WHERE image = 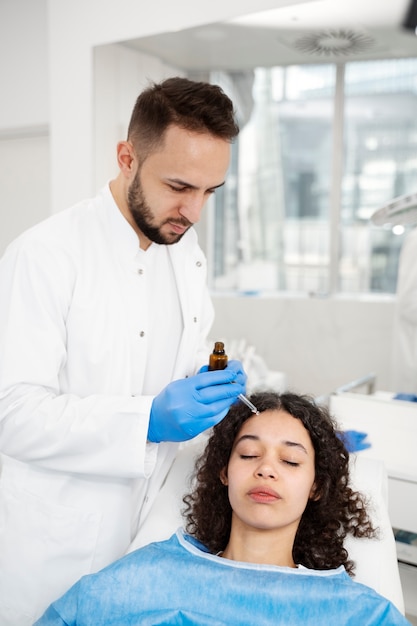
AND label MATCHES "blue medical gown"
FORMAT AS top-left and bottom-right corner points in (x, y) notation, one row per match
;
(34, 529), (409, 626)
